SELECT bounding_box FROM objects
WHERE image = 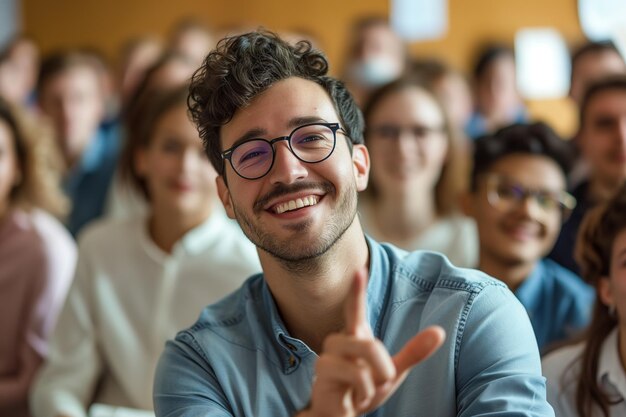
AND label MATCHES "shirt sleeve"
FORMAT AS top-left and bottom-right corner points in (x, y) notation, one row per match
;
(29, 245), (103, 417)
(153, 333), (234, 417)
(455, 283), (556, 416)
